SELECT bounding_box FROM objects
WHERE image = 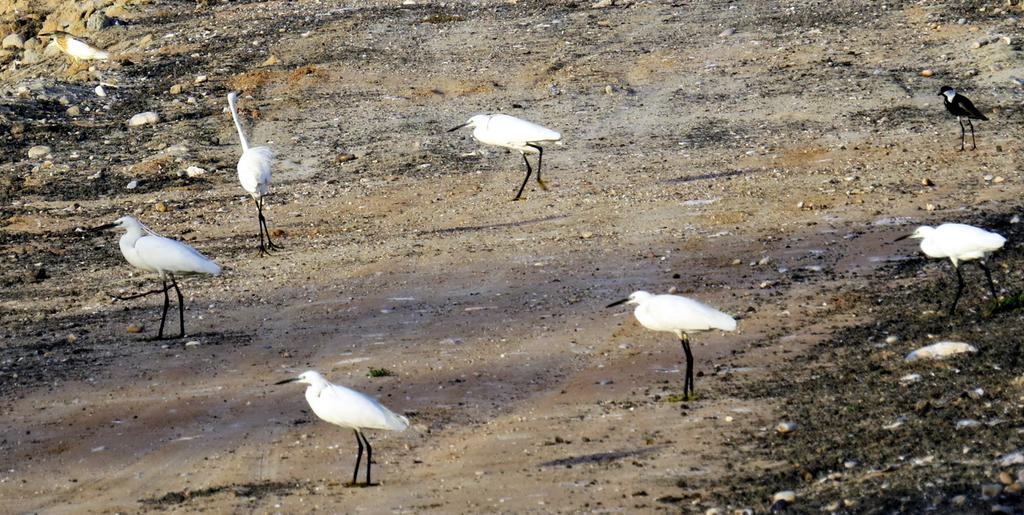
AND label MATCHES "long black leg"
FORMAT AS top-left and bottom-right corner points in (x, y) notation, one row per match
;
(513, 153), (533, 201)
(949, 265), (967, 316)
(255, 198), (269, 256)
(352, 429), (364, 485)
(171, 278), (185, 338)
(680, 335), (695, 398)
(526, 143), (547, 190)
(978, 261), (997, 299)
(157, 279), (170, 339)
(360, 431), (373, 485)
(958, 117), (966, 151)
(260, 196), (282, 250)
(968, 118), (977, 150)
